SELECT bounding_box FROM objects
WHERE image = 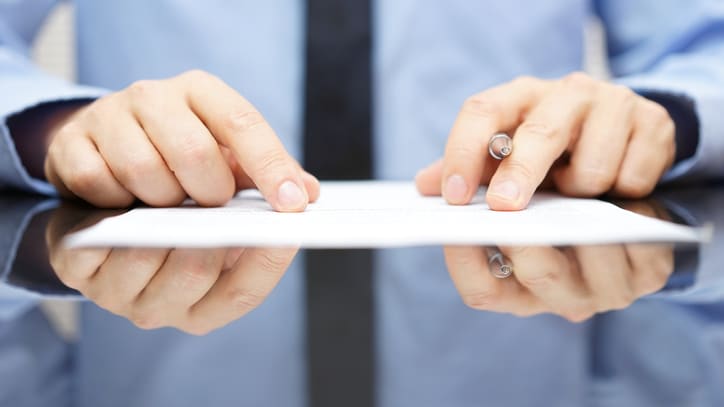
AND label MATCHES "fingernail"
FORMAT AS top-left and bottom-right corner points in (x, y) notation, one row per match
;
(444, 174), (468, 204)
(277, 180), (306, 210)
(488, 180), (520, 202)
